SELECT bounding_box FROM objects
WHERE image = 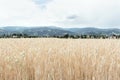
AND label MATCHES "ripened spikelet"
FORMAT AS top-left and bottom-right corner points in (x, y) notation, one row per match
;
(0, 38), (120, 80)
